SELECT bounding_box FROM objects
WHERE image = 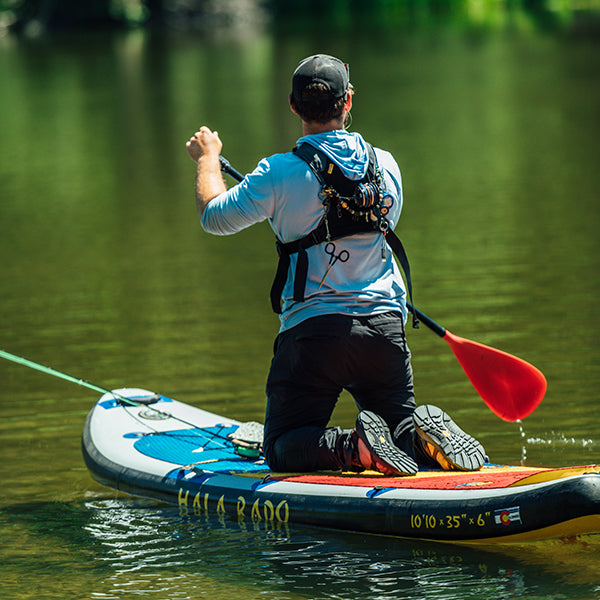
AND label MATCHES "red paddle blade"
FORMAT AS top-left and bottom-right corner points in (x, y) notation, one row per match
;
(443, 330), (547, 422)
